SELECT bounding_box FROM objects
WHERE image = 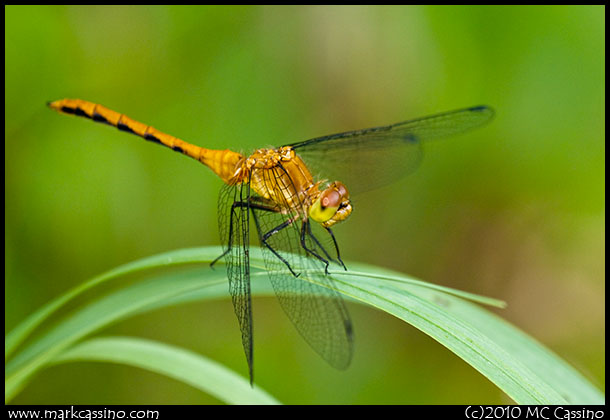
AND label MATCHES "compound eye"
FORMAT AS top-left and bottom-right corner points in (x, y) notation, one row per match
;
(332, 182), (349, 199)
(321, 189), (341, 208)
(309, 188), (340, 223)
